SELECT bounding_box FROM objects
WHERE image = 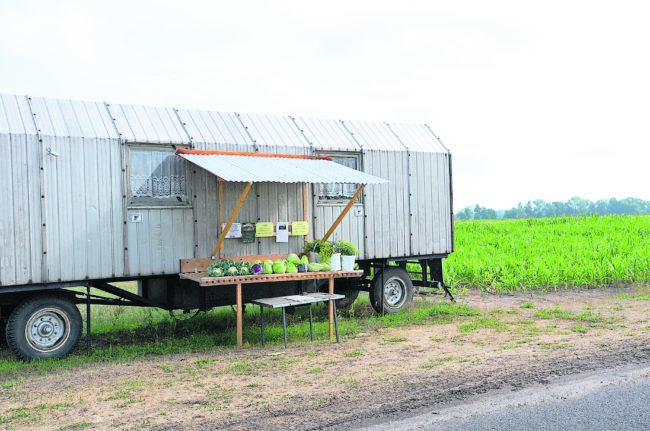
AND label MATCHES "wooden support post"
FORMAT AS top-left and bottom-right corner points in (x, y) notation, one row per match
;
(236, 282), (243, 348)
(218, 178), (224, 259)
(328, 277), (334, 338)
(302, 183), (310, 240)
(322, 184), (365, 242)
(212, 182), (253, 258)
